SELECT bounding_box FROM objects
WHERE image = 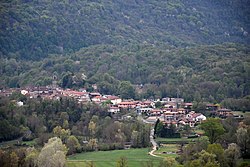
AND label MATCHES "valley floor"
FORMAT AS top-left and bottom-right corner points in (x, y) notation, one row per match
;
(67, 148), (162, 167)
